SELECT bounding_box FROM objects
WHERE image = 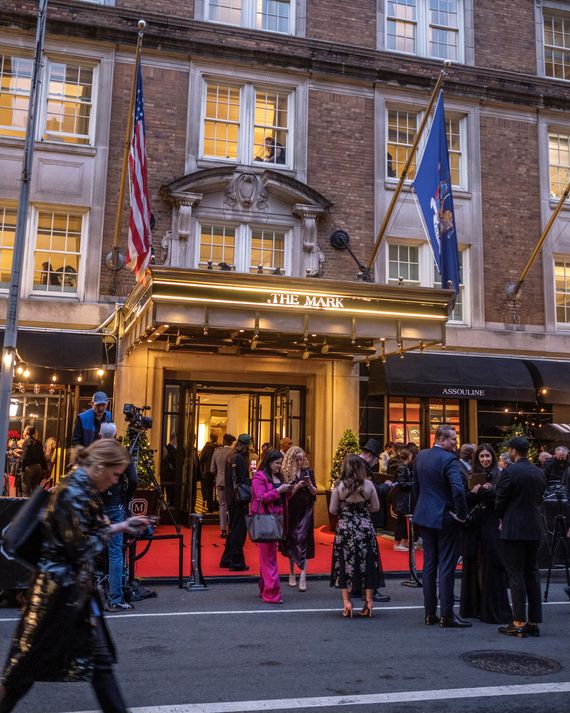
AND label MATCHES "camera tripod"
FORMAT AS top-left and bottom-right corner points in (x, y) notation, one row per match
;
(543, 495), (570, 602)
